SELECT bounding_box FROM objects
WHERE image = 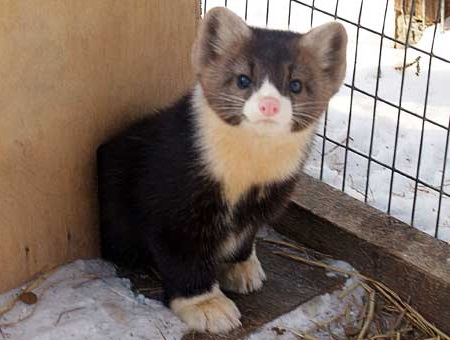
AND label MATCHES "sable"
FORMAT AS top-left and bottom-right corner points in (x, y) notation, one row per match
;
(97, 6), (347, 334)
